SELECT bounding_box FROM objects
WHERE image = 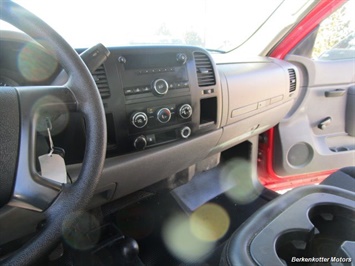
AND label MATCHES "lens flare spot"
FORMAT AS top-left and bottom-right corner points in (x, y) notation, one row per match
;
(34, 96), (70, 136)
(162, 214), (214, 262)
(62, 212), (101, 251)
(18, 42), (58, 82)
(190, 203), (230, 242)
(220, 158), (262, 204)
